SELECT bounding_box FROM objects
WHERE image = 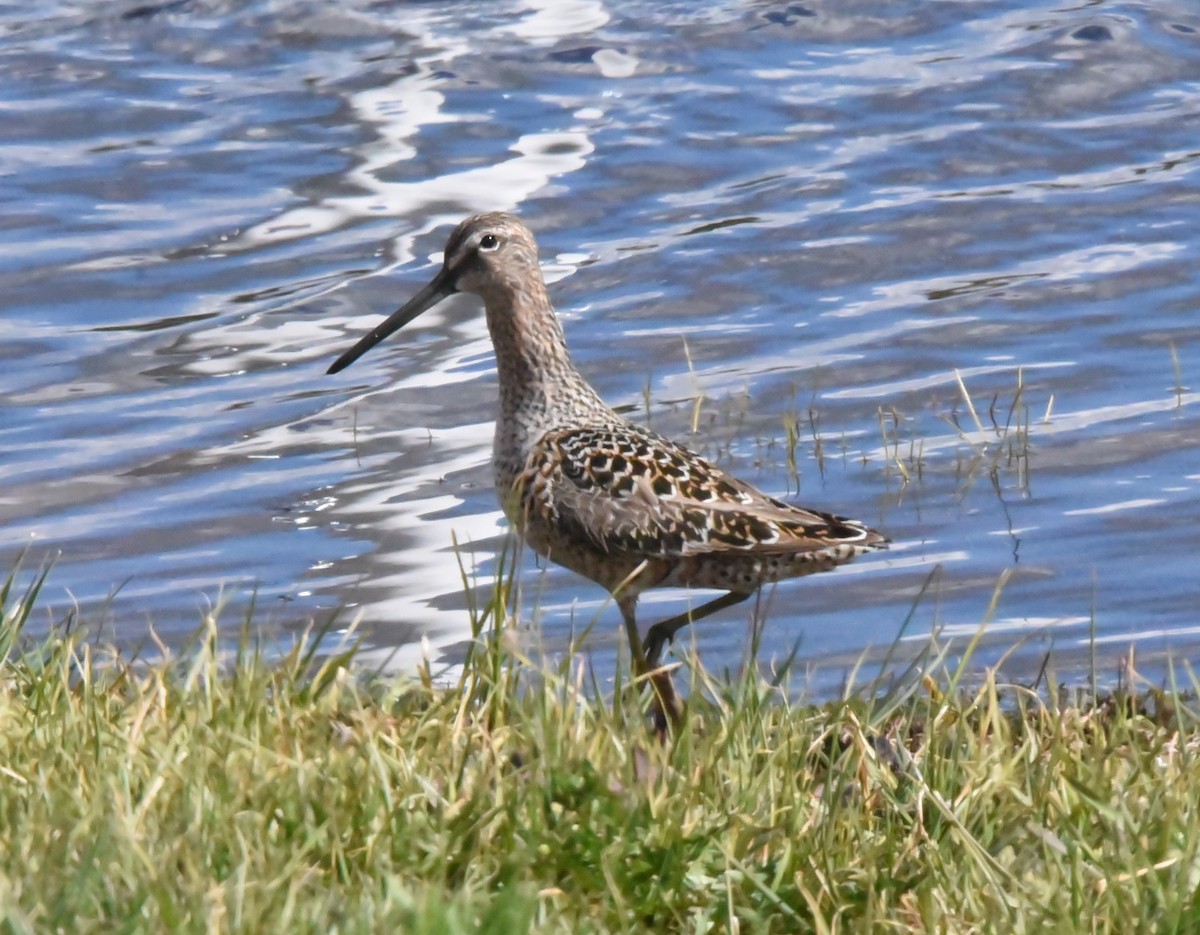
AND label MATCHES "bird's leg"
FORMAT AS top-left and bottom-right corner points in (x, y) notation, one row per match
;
(644, 591), (753, 668)
(617, 593), (649, 674)
(618, 595), (682, 732)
